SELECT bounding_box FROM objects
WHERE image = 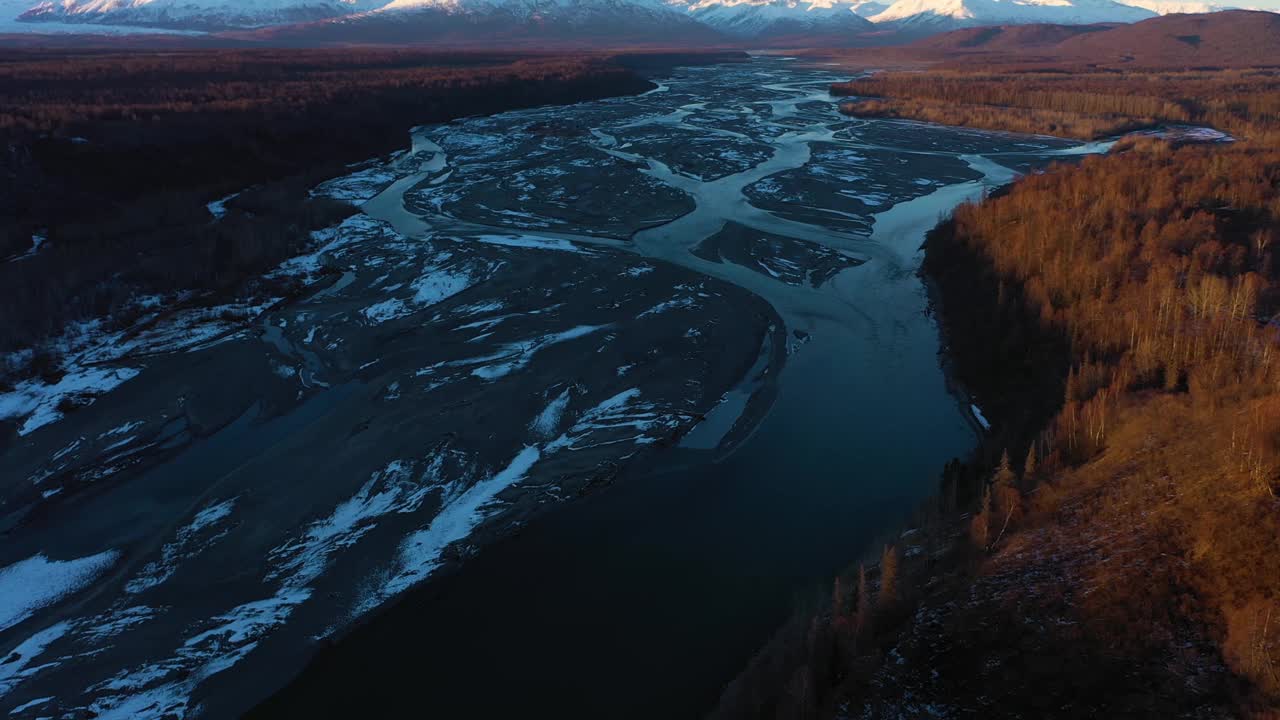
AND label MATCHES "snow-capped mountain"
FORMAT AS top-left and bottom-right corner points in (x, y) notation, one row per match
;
(673, 0), (873, 37)
(376, 0), (671, 17)
(15, 0), (727, 33)
(847, 0), (889, 15)
(867, 0), (1155, 28)
(1115, 0), (1234, 14)
(15, 0), (877, 34)
(239, 0), (728, 44)
(18, 0), (383, 28)
(7, 0), (1252, 38)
